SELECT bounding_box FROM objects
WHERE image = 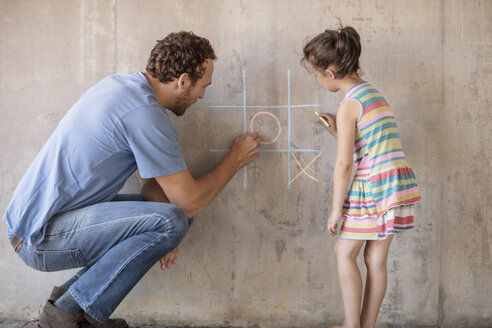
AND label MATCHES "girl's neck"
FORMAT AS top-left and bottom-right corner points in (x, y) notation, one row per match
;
(338, 73), (365, 94)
